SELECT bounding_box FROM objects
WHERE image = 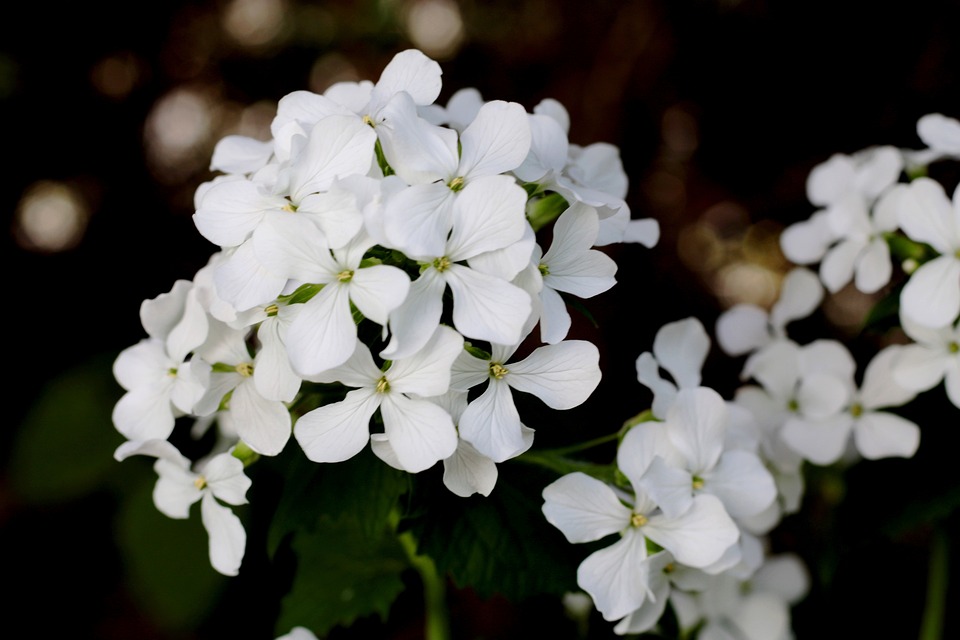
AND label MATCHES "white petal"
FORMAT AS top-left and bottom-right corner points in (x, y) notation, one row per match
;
(897, 177), (957, 254)
(380, 393), (457, 472)
(380, 269), (447, 361)
(706, 450), (777, 519)
(715, 305), (770, 357)
(859, 345), (918, 409)
(286, 284), (357, 377)
(287, 115), (376, 202)
(918, 113), (960, 153)
(210, 135), (273, 175)
(819, 238), (861, 293)
(900, 255), (960, 328)
(577, 529), (651, 622)
(652, 318), (710, 389)
(112, 381), (177, 441)
(387, 325), (463, 397)
(806, 154), (856, 206)
(621, 217), (660, 247)
(769, 267), (824, 331)
(348, 265), (410, 325)
(374, 49), (443, 106)
(252, 211), (336, 283)
(153, 460), (202, 519)
(617, 421), (680, 489)
(635, 351), (677, 419)
(732, 592), (789, 640)
(447, 175), (528, 260)
(854, 237), (892, 293)
(779, 213), (834, 264)
(796, 373), (849, 419)
(541, 472), (631, 543)
(458, 100), (532, 178)
(458, 380), (525, 463)
(853, 411), (920, 459)
(213, 241), (288, 312)
(230, 380), (292, 456)
(202, 453), (252, 506)
(446, 265), (532, 346)
(781, 414), (852, 465)
(382, 183), (455, 258)
(140, 280), (191, 344)
(506, 340), (601, 409)
(253, 317), (301, 403)
(538, 286), (572, 345)
(200, 492), (246, 576)
(643, 493), (739, 569)
(294, 388), (379, 462)
(442, 440), (499, 497)
(665, 387), (728, 473)
(514, 113), (568, 182)
(193, 180), (283, 247)
(113, 339), (171, 391)
(641, 456), (694, 520)
(742, 340), (800, 399)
